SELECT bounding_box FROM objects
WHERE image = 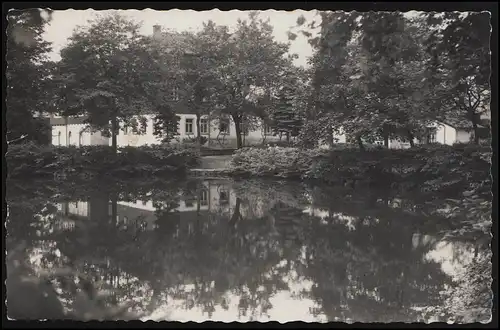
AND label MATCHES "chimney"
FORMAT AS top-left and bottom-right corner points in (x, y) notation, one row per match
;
(153, 24), (161, 39)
